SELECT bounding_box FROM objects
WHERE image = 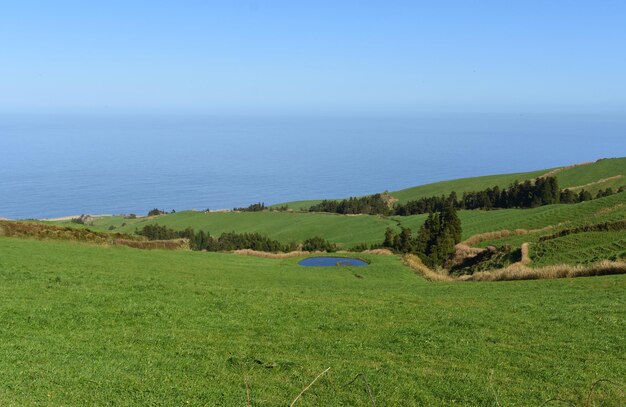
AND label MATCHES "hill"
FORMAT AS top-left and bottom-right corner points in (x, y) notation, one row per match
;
(276, 157), (626, 209)
(0, 236), (623, 405)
